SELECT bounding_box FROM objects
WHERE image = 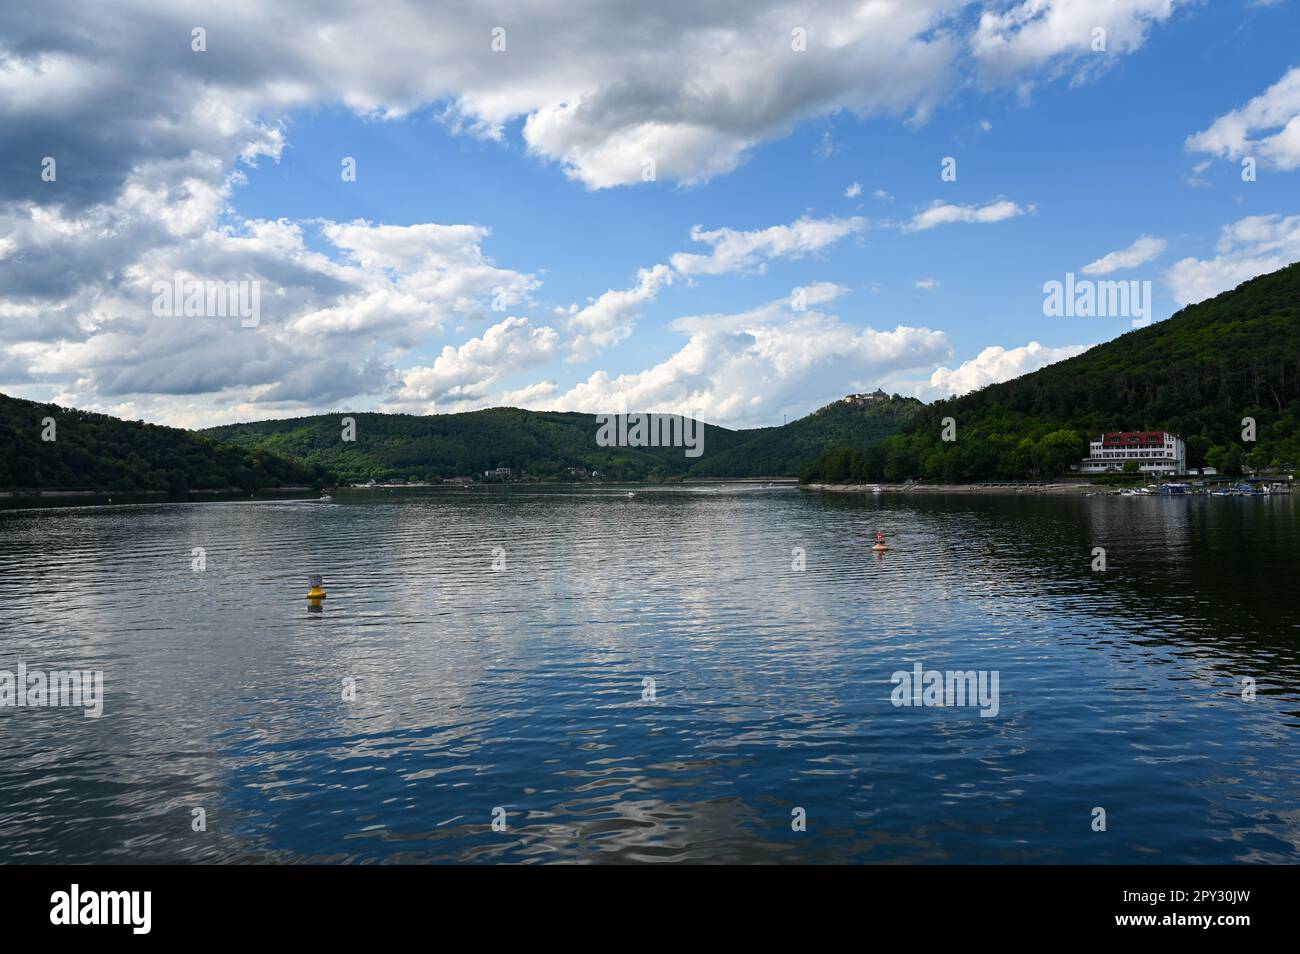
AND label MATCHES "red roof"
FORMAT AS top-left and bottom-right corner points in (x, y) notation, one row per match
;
(1100, 431), (1167, 447)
